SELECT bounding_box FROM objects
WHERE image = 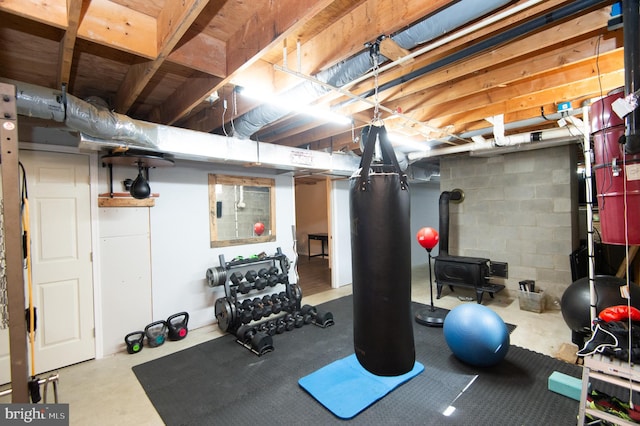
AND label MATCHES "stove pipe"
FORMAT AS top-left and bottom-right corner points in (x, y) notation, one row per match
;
(438, 189), (463, 257)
